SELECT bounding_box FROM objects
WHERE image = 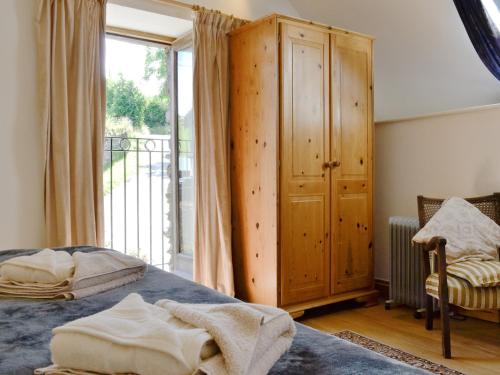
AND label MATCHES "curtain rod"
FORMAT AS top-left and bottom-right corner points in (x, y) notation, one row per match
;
(150, 0), (240, 19)
(150, 0), (195, 10)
